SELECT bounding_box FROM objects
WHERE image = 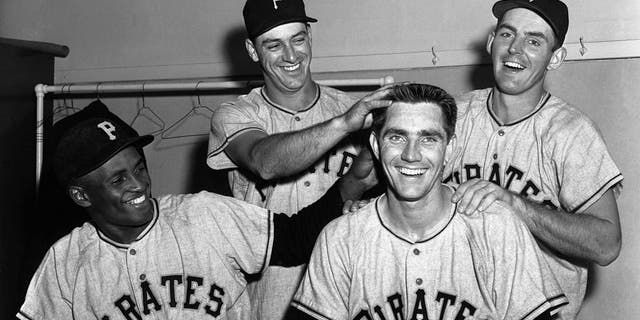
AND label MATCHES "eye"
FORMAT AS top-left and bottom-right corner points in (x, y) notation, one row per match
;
(421, 136), (439, 144)
(111, 175), (125, 185)
(528, 39), (541, 47)
(499, 31), (513, 38)
(266, 43), (281, 51)
(293, 36), (306, 45)
(387, 134), (405, 144)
